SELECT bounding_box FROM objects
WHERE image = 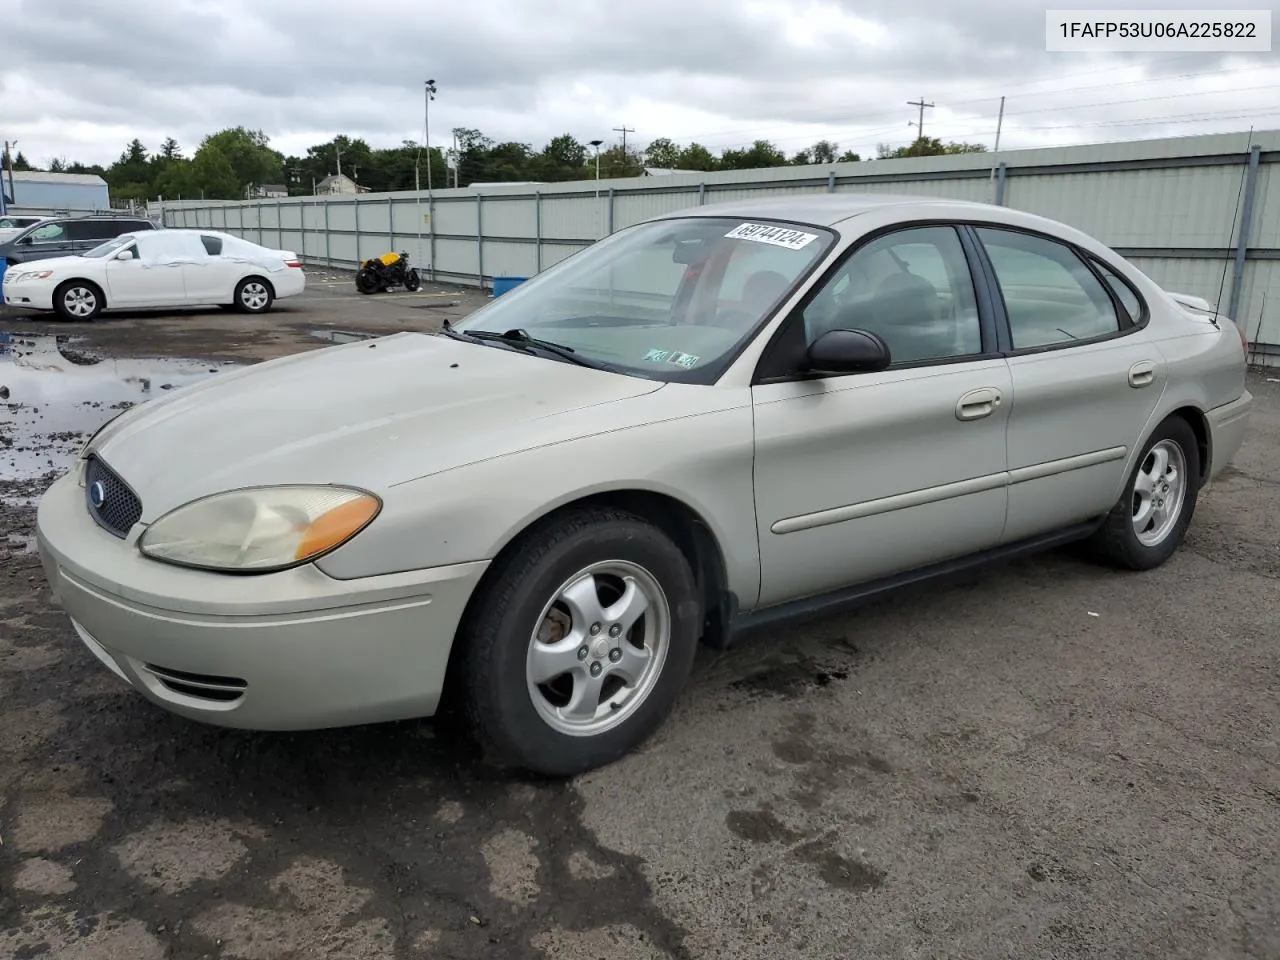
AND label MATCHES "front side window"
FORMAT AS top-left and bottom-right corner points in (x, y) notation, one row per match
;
(452, 217), (834, 382)
(801, 225), (983, 364)
(84, 235), (137, 258)
(27, 223), (67, 243)
(976, 228), (1122, 349)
